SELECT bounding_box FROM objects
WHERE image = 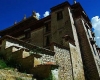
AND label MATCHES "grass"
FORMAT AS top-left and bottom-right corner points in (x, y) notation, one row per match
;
(0, 58), (15, 70)
(0, 59), (7, 69)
